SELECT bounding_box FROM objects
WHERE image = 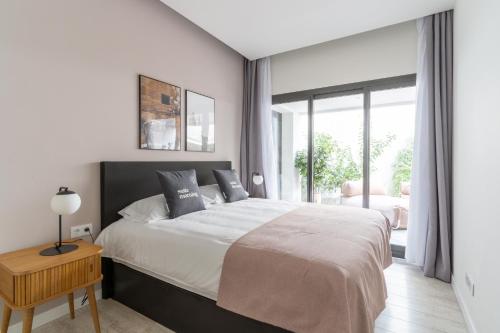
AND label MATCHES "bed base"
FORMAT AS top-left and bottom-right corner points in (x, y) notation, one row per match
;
(102, 258), (288, 333)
